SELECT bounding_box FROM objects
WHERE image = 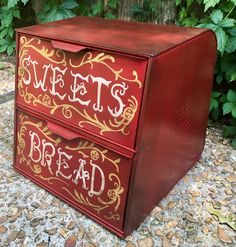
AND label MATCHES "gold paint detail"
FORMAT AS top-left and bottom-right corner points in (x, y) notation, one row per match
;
(69, 52), (142, 88)
(18, 36), (140, 136)
(17, 113), (124, 221)
(65, 141), (120, 173)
